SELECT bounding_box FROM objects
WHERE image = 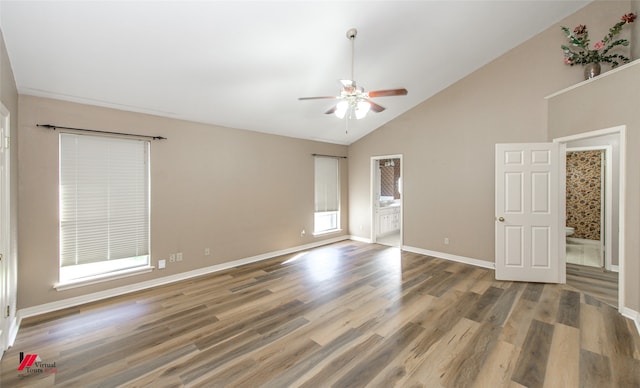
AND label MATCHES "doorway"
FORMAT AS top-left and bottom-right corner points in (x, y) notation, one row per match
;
(565, 146), (612, 269)
(371, 155), (402, 247)
(555, 126), (624, 310)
